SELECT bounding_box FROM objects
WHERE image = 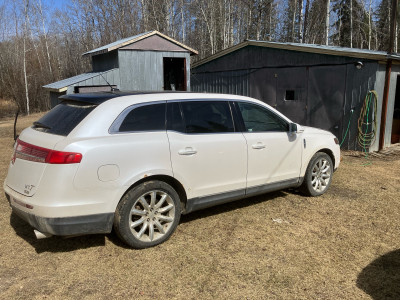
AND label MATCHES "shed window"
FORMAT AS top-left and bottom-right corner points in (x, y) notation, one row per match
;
(285, 90), (299, 101)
